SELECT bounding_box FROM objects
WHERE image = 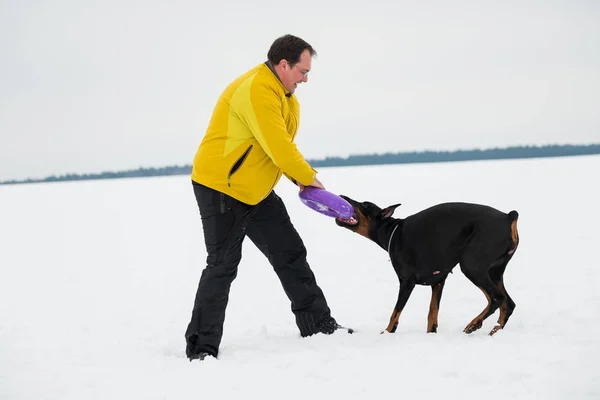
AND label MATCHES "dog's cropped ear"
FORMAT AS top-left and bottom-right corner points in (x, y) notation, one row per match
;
(379, 203), (401, 219)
